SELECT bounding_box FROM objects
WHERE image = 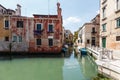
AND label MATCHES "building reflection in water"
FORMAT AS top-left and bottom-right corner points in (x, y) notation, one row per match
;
(63, 51), (98, 80)
(78, 55), (98, 80)
(63, 52), (86, 80)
